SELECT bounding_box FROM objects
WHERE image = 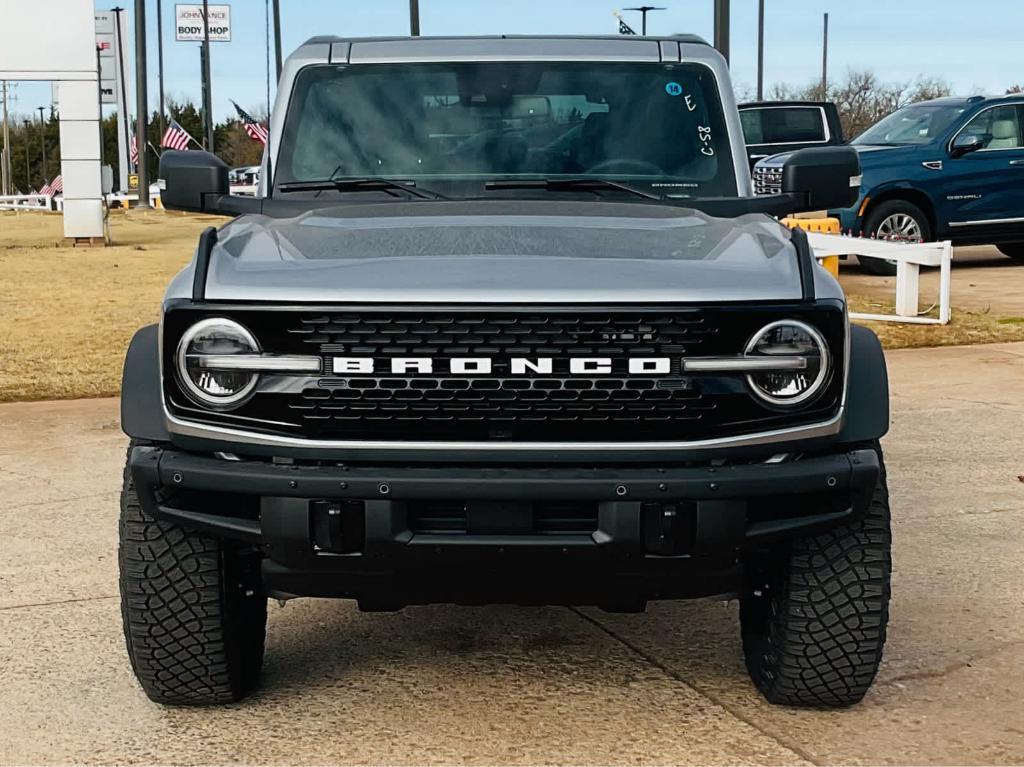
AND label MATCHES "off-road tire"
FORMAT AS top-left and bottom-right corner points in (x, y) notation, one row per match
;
(861, 200), (933, 276)
(740, 444), (891, 708)
(996, 243), (1024, 261)
(119, 443), (267, 705)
